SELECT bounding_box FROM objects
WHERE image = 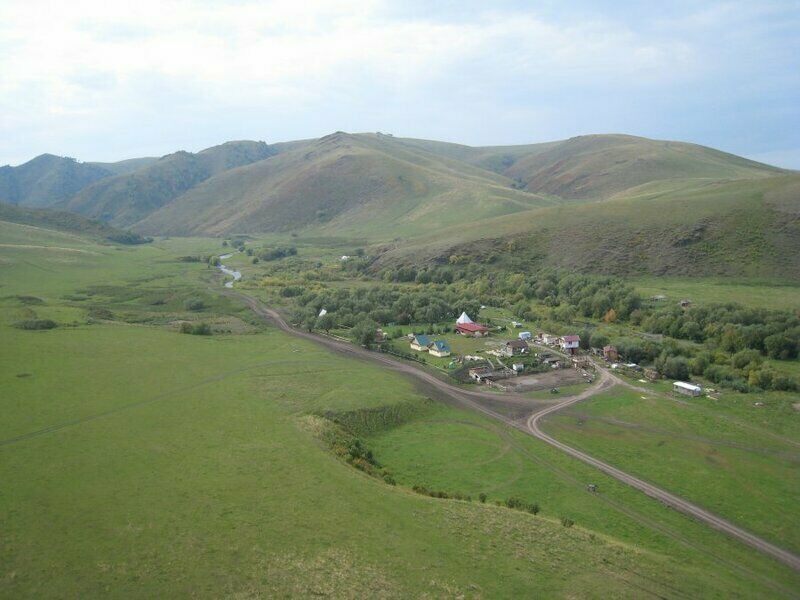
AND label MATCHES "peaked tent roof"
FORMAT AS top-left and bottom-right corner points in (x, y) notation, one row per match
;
(456, 312), (474, 324)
